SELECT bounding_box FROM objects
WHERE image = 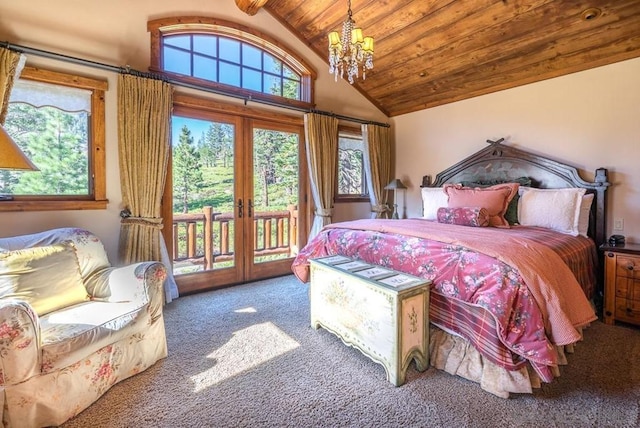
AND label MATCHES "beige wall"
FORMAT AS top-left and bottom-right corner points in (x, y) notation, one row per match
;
(0, 0), (388, 260)
(2, 1), (637, 254)
(393, 57), (640, 244)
